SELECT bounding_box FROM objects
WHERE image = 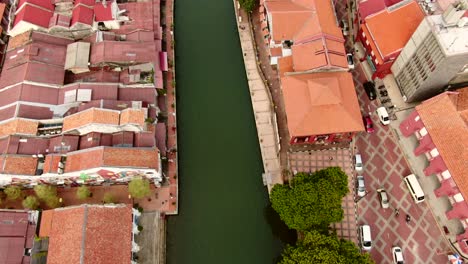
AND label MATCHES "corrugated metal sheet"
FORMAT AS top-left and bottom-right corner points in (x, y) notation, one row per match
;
(90, 41), (157, 65)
